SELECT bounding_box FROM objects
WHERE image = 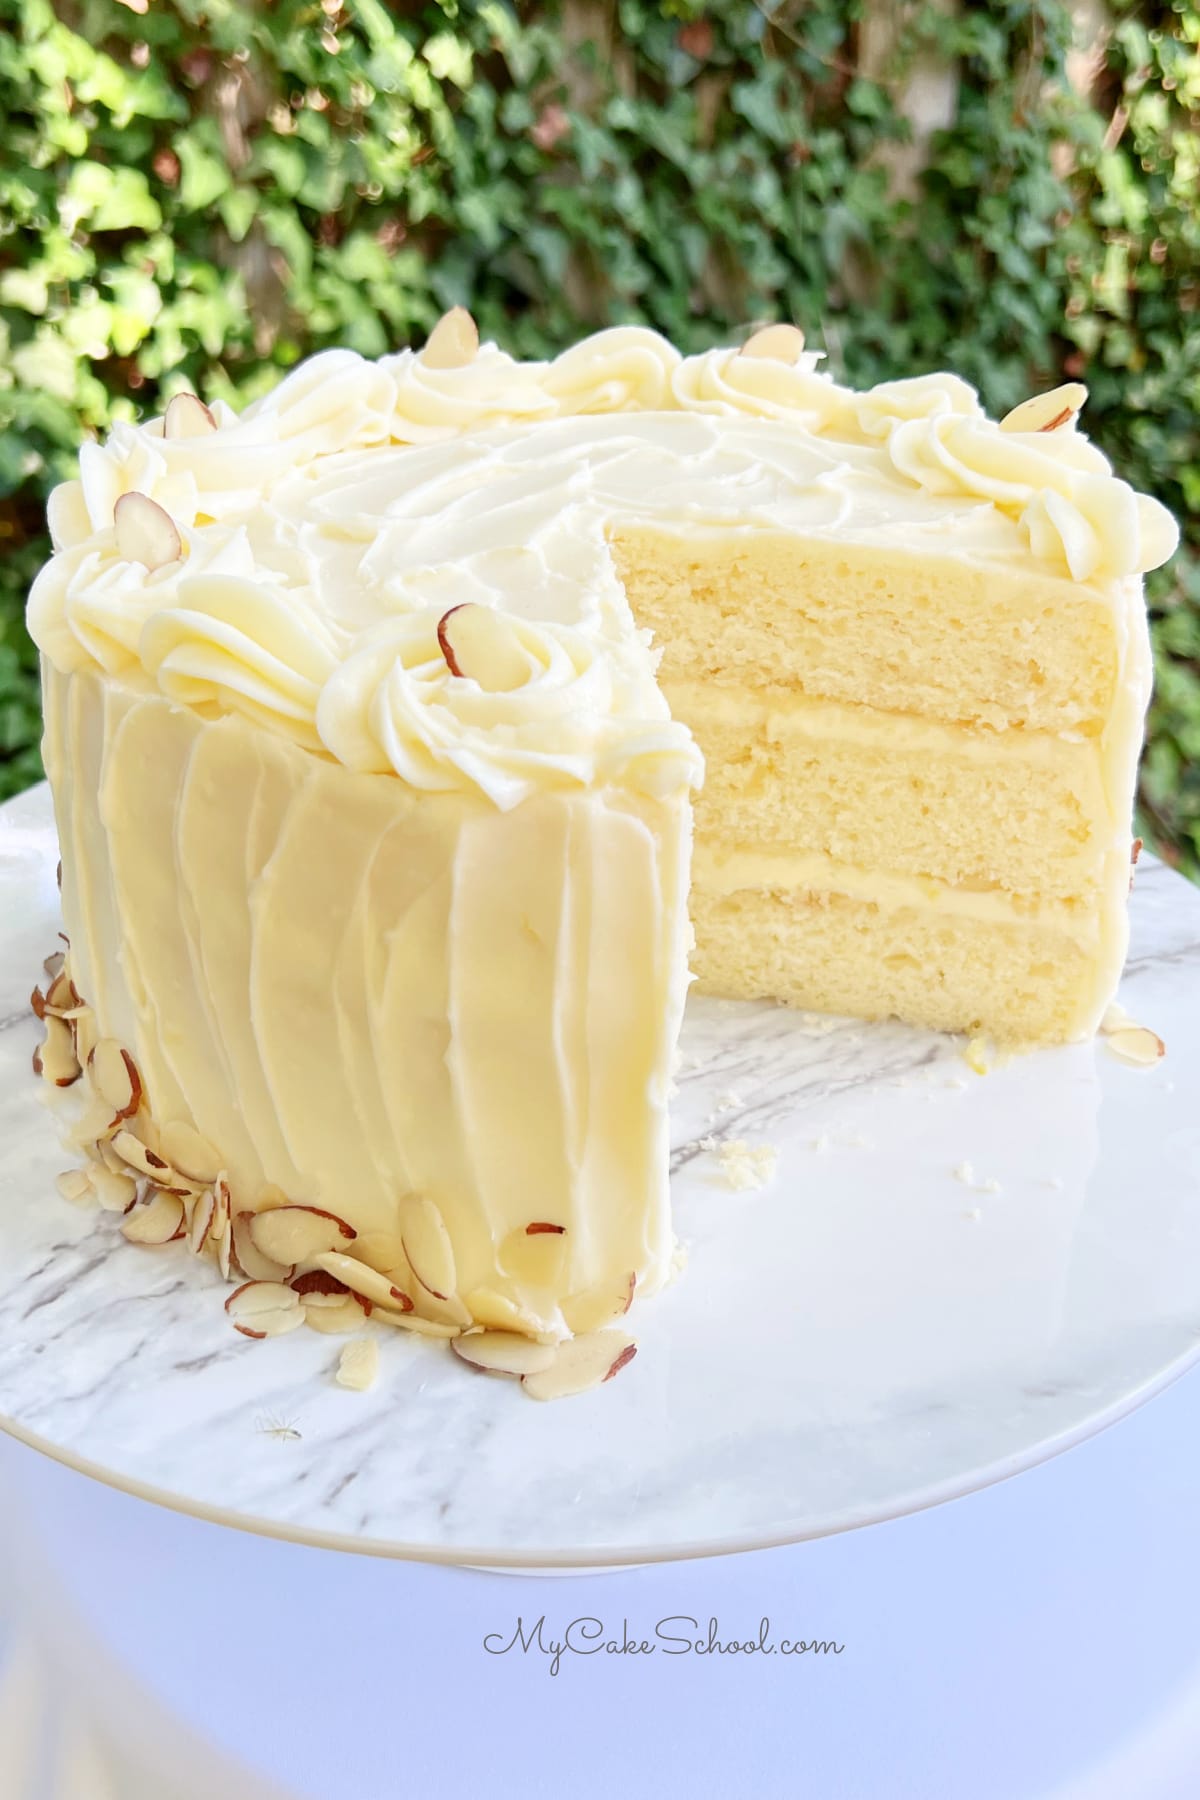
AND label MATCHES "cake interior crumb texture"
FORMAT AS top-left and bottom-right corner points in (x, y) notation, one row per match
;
(614, 526), (1147, 1044)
